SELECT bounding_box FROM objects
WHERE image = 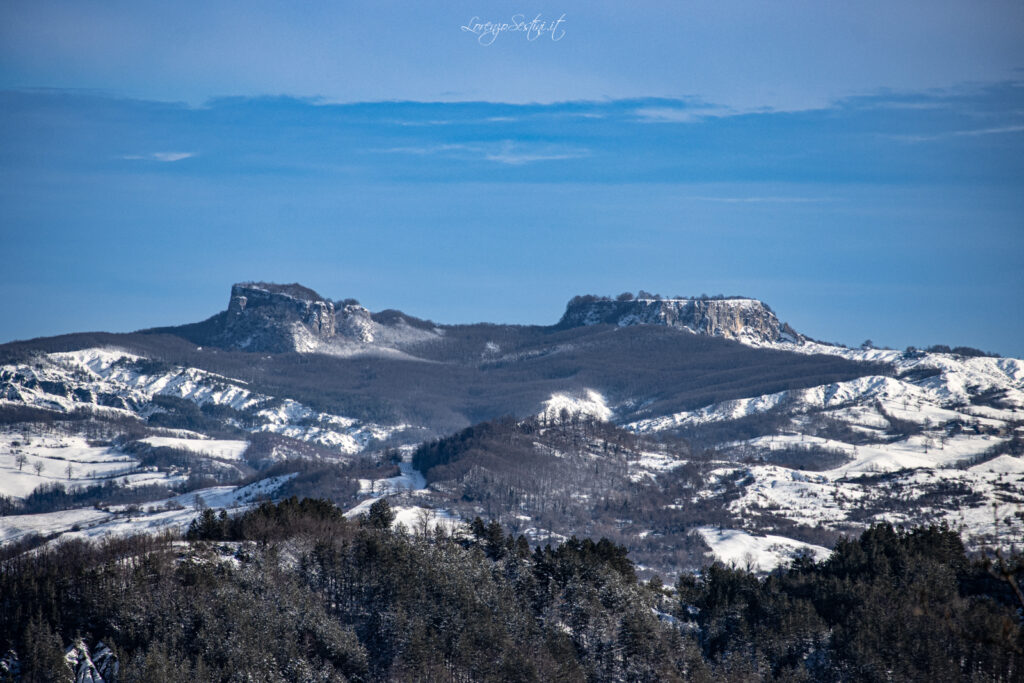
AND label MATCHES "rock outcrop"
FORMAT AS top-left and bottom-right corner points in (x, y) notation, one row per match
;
(192, 282), (444, 353)
(337, 303), (375, 342)
(202, 284), (800, 353)
(219, 282), (337, 352)
(558, 296), (801, 344)
(65, 639), (118, 683)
